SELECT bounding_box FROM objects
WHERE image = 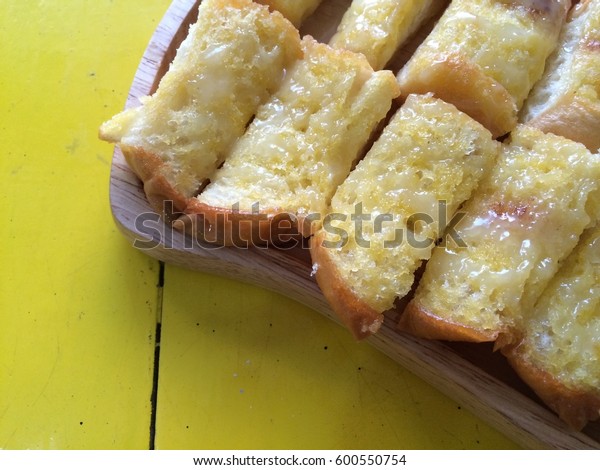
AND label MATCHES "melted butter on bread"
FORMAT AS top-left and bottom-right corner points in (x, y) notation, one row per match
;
(255, 0), (323, 26)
